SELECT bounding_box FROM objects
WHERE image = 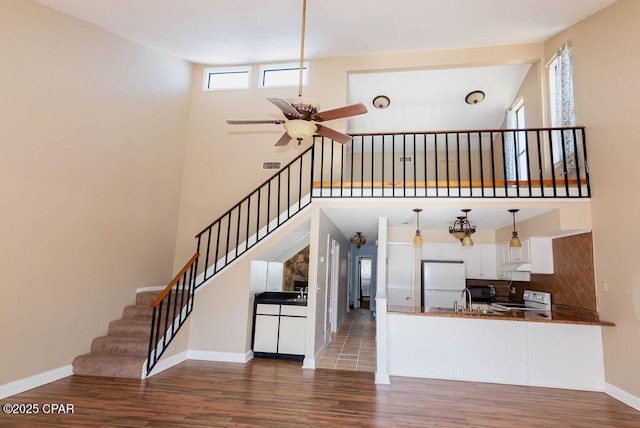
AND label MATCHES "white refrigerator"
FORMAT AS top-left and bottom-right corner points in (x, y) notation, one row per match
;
(421, 260), (467, 308)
